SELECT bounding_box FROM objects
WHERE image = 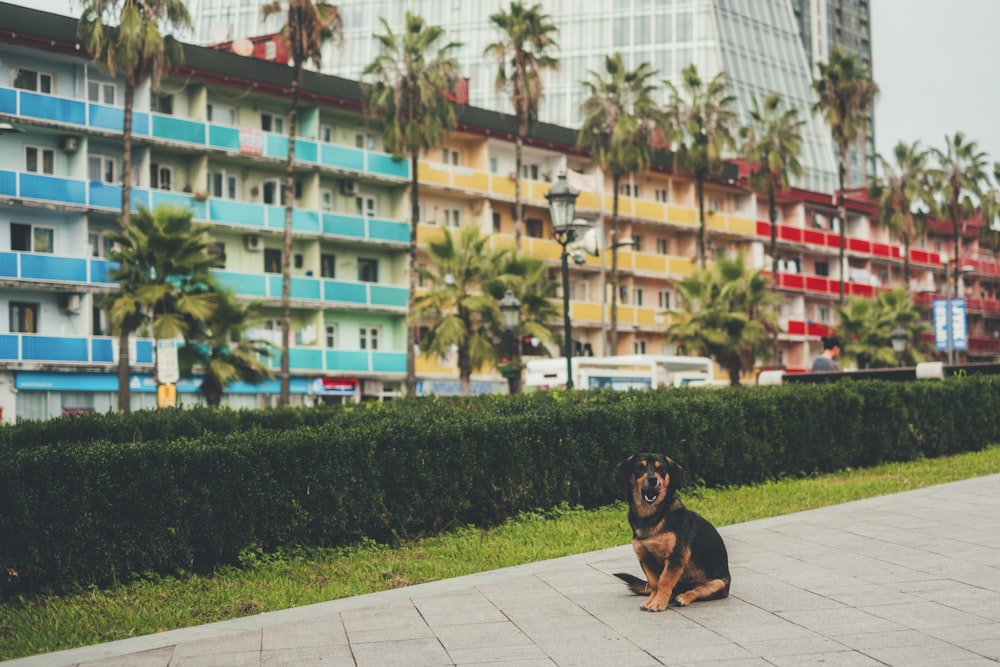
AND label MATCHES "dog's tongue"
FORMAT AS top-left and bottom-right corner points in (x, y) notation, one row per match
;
(656, 478), (664, 492)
